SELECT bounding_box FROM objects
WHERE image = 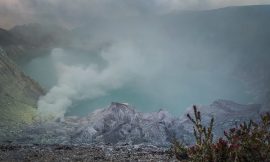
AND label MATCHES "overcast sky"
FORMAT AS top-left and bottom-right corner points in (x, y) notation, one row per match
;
(1, 0), (270, 28)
